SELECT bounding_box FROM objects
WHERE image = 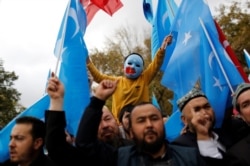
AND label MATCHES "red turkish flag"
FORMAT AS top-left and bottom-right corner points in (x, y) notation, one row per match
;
(84, 3), (100, 25)
(80, 0), (123, 25)
(91, 0), (123, 16)
(215, 20), (249, 83)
